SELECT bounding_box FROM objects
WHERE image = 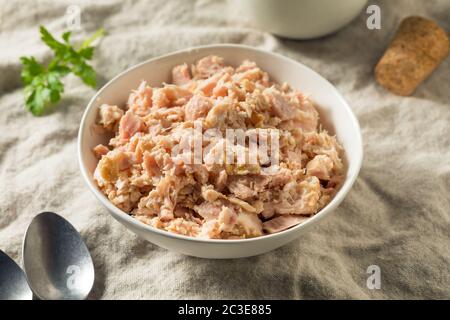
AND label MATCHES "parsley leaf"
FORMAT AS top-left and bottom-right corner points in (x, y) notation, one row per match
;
(20, 26), (104, 116)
